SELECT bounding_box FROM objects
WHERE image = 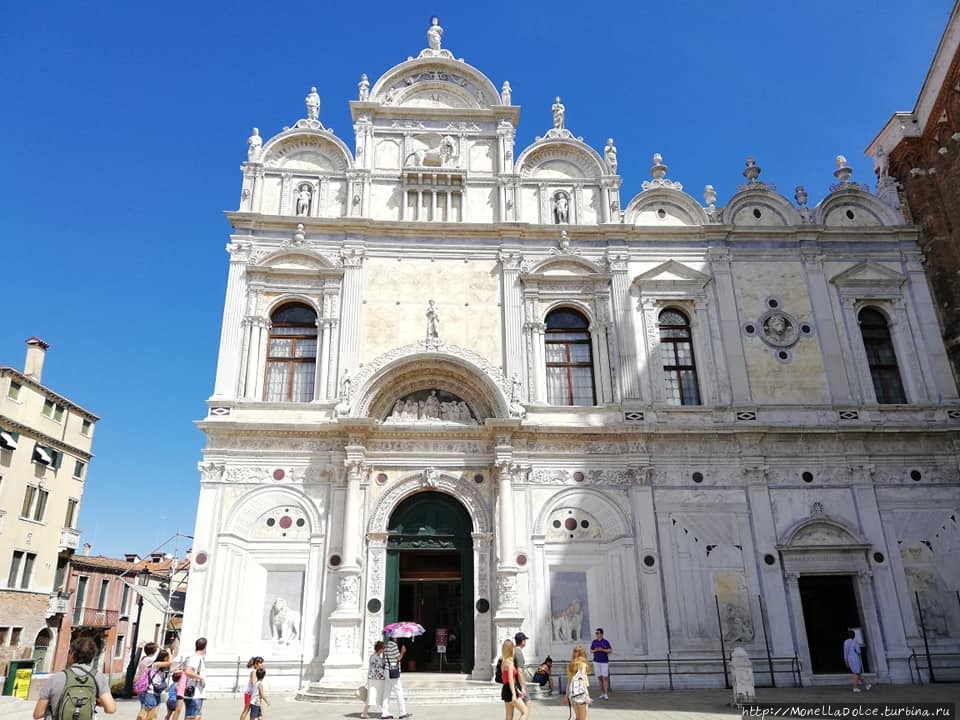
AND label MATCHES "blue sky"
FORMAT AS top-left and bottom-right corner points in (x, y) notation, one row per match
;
(2, 1), (953, 557)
